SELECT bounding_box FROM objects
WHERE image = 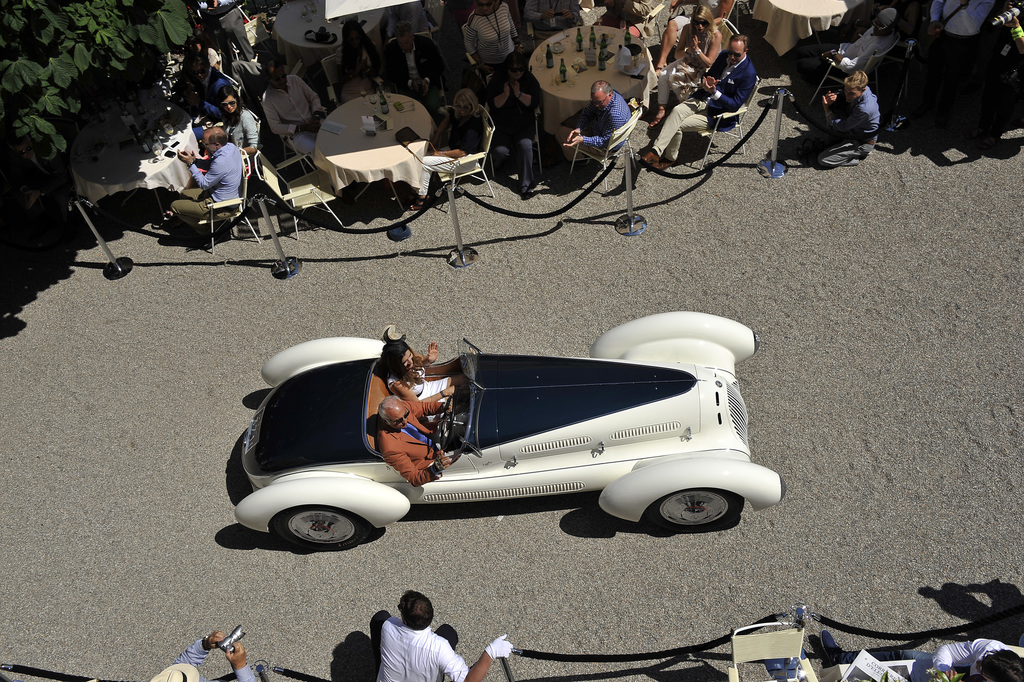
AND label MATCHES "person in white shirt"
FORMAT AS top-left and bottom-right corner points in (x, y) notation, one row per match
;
(261, 60), (325, 155)
(793, 7), (899, 83)
(371, 590), (515, 682)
